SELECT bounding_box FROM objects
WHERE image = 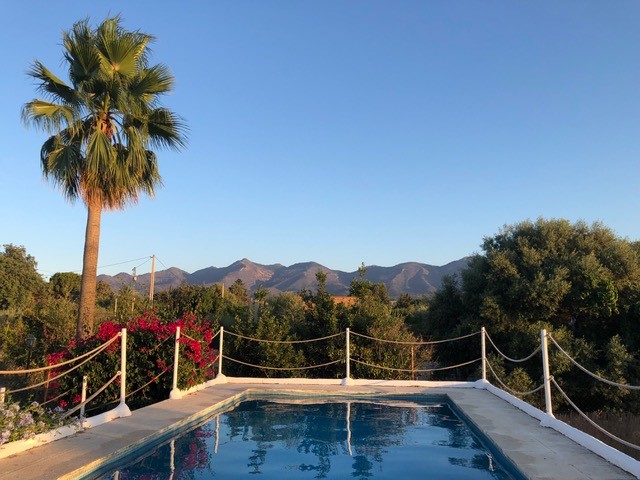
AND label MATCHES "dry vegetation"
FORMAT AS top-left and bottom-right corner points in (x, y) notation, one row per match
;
(556, 411), (640, 461)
